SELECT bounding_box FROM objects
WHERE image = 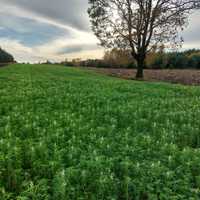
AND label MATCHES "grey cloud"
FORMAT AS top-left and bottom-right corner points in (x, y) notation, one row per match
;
(0, 13), (70, 47)
(1, 0), (90, 31)
(1, 0), (199, 44)
(57, 44), (99, 55)
(182, 12), (200, 44)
